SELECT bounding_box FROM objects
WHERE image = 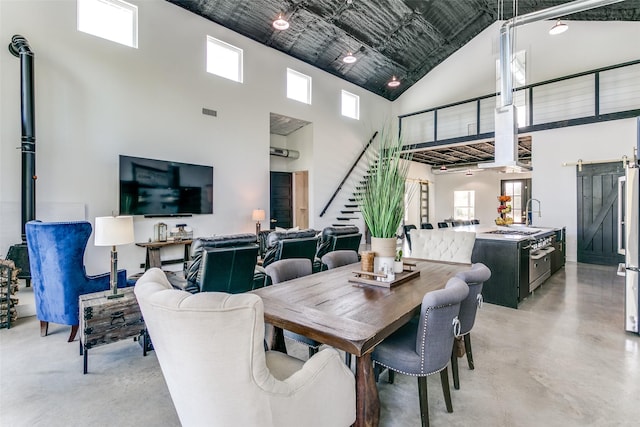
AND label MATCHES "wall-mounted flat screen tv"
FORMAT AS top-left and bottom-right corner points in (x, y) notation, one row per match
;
(119, 155), (213, 216)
